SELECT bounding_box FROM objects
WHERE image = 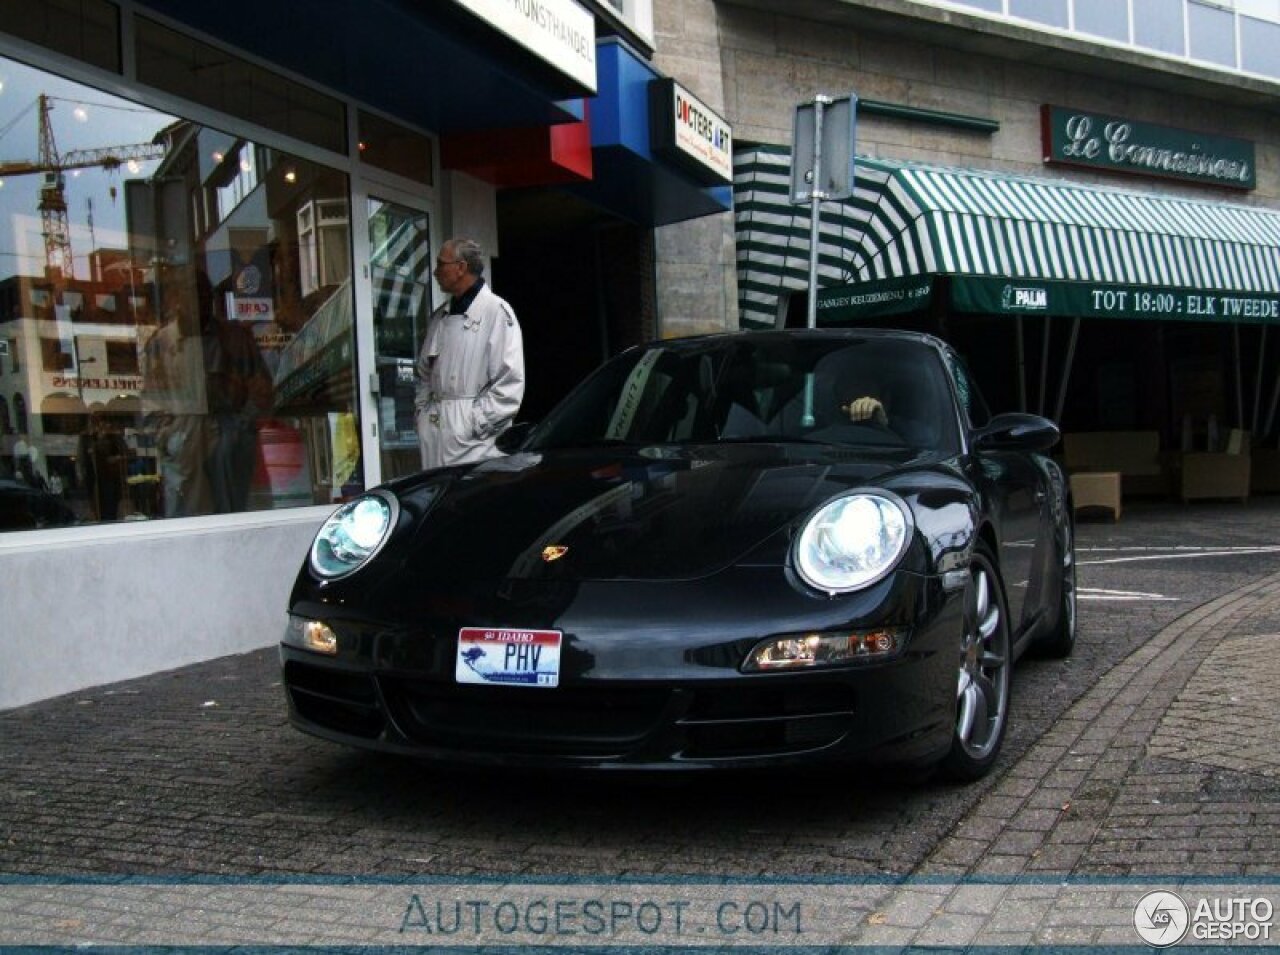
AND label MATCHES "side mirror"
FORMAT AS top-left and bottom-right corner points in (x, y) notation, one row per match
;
(972, 413), (1060, 453)
(496, 421), (535, 454)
